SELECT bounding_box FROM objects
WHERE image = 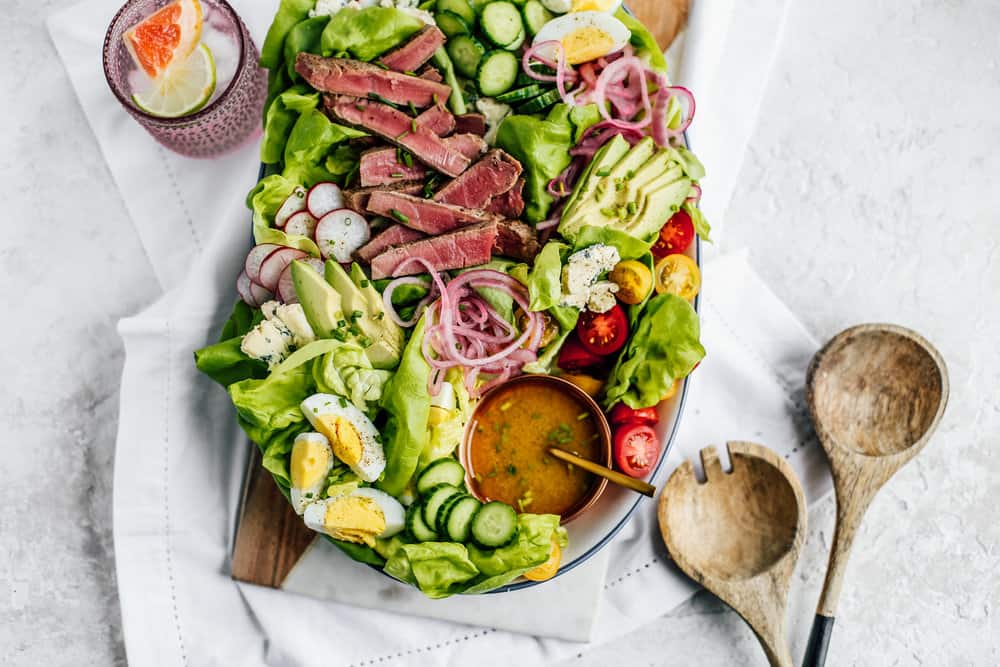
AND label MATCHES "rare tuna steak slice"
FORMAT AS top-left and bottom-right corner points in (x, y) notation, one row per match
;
(378, 26), (447, 73)
(370, 222), (499, 279)
(324, 95), (471, 177)
(485, 177), (525, 218)
(367, 190), (502, 234)
(454, 113), (487, 136)
(493, 219), (540, 262)
(418, 65), (443, 82)
(343, 181), (424, 214)
(415, 104), (455, 137)
(354, 224), (426, 263)
(433, 149), (523, 209)
(359, 134), (485, 187)
(296, 54), (451, 108)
